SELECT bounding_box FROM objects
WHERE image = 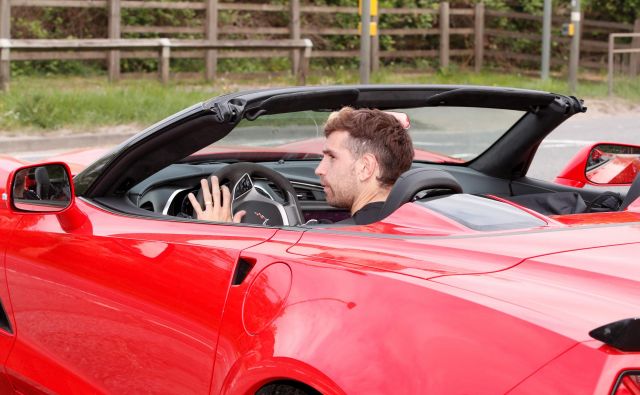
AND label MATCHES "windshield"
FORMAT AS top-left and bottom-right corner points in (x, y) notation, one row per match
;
(197, 107), (526, 163)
